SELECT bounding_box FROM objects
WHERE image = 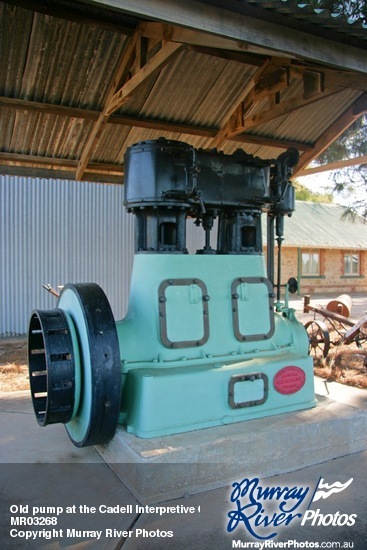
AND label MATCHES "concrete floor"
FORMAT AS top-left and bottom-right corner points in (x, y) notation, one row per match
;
(1, 380), (366, 549)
